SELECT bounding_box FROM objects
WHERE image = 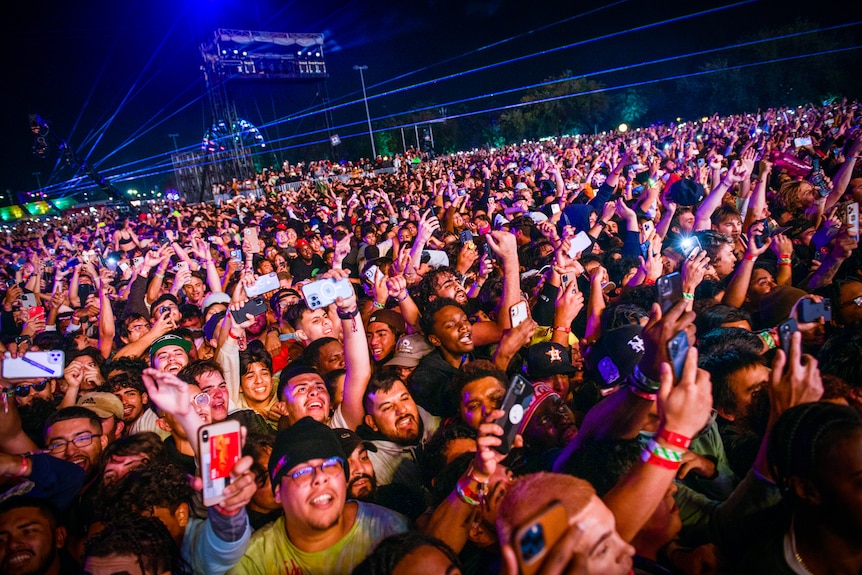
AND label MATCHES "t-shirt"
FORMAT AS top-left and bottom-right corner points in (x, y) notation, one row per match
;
(290, 255), (325, 282)
(227, 502), (408, 575)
